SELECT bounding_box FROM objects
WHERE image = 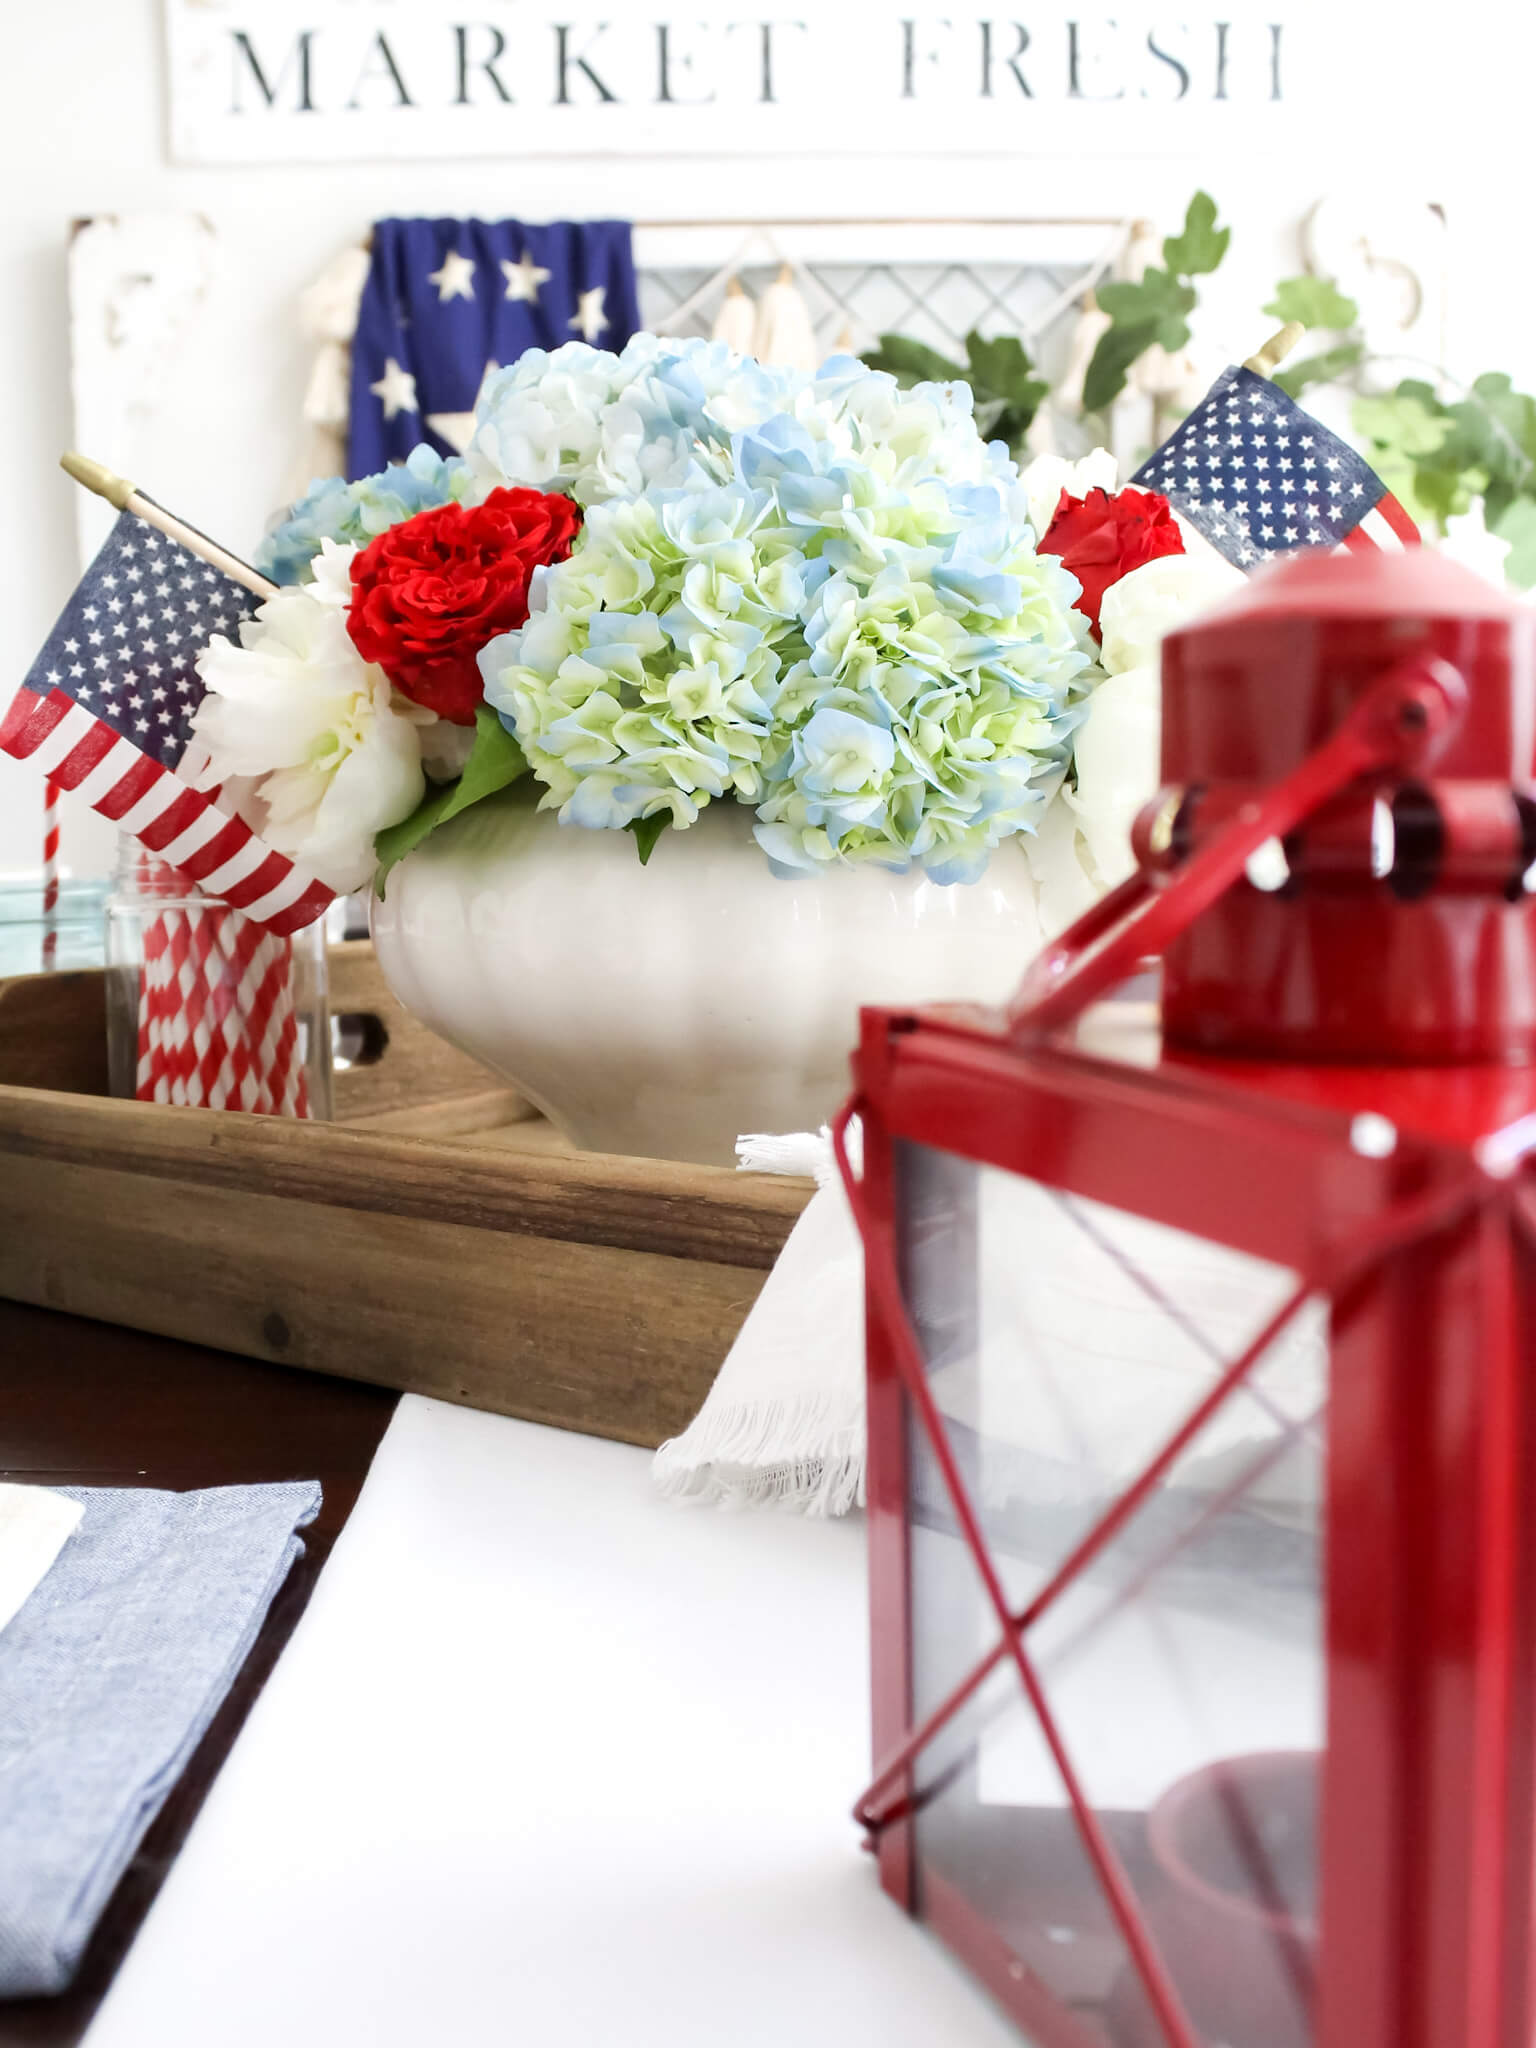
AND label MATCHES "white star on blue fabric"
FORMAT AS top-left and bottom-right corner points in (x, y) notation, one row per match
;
(428, 250), (476, 303)
(501, 252), (551, 304)
(370, 357), (419, 420)
(569, 286), (609, 342)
